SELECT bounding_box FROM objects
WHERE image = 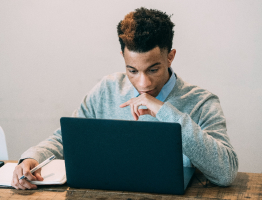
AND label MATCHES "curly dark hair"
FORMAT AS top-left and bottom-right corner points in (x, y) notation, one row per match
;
(117, 7), (175, 53)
